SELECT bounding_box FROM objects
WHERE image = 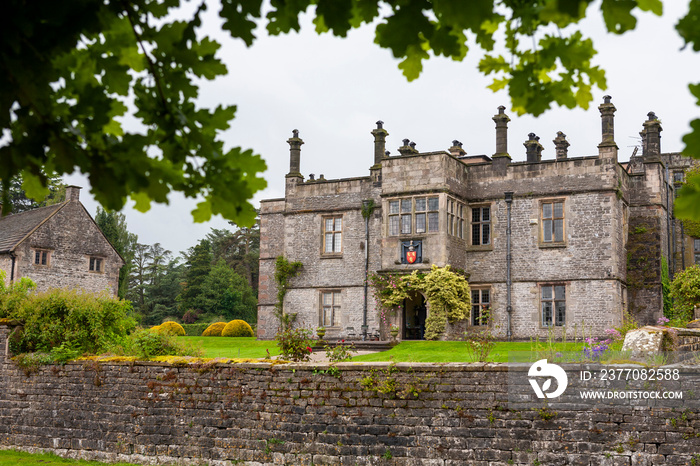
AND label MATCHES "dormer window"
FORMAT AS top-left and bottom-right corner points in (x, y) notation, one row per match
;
(89, 257), (104, 272)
